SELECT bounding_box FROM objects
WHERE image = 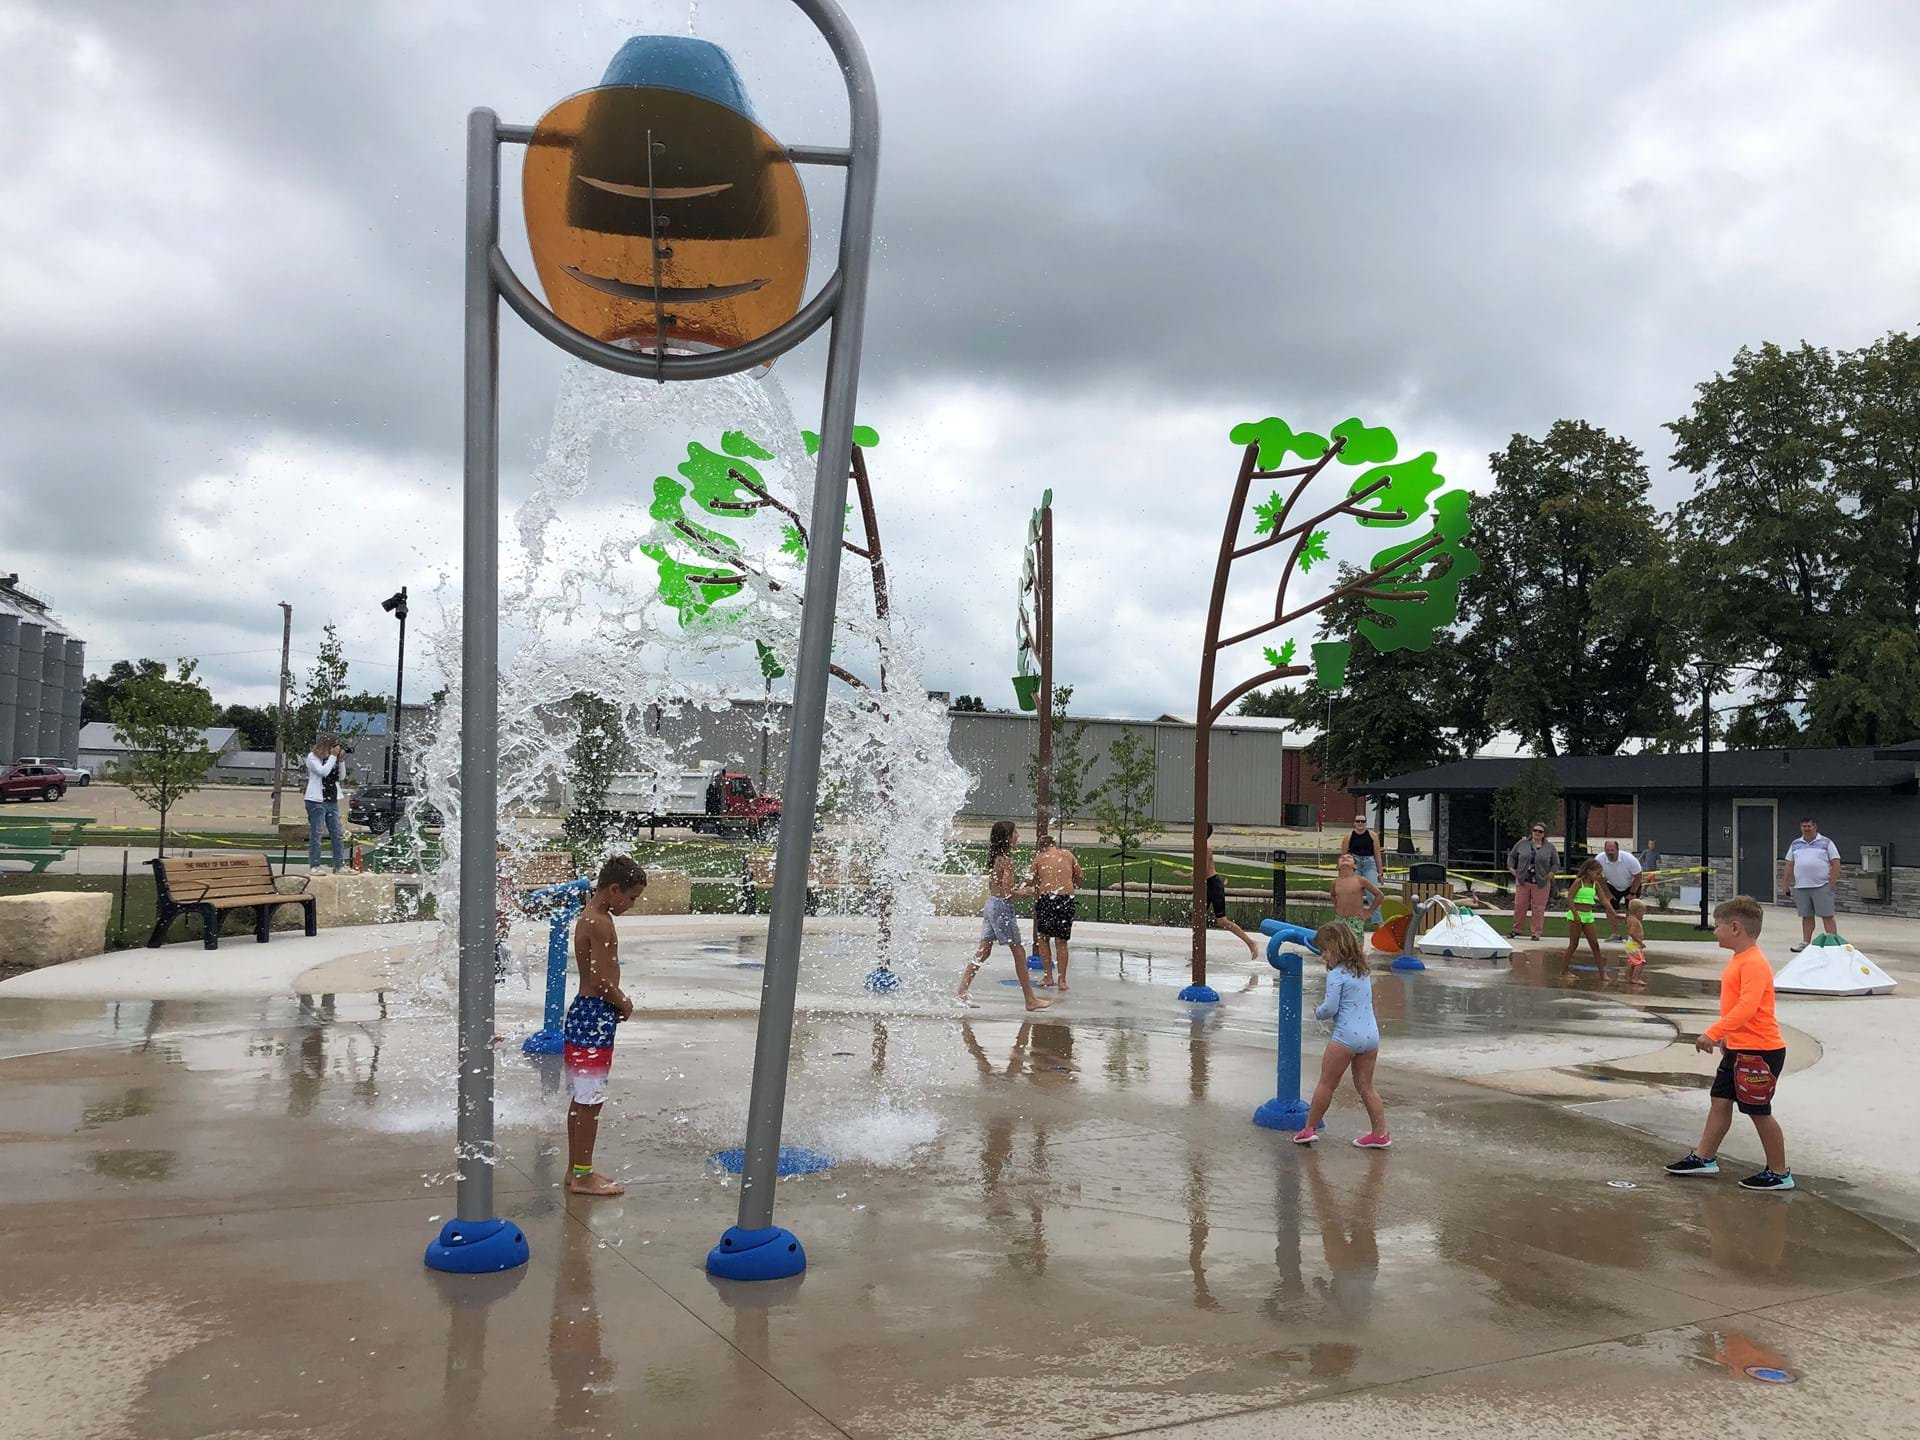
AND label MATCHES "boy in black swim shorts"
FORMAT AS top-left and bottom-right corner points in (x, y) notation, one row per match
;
(1202, 823), (1258, 960)
(1029, 835), (1083, 991)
